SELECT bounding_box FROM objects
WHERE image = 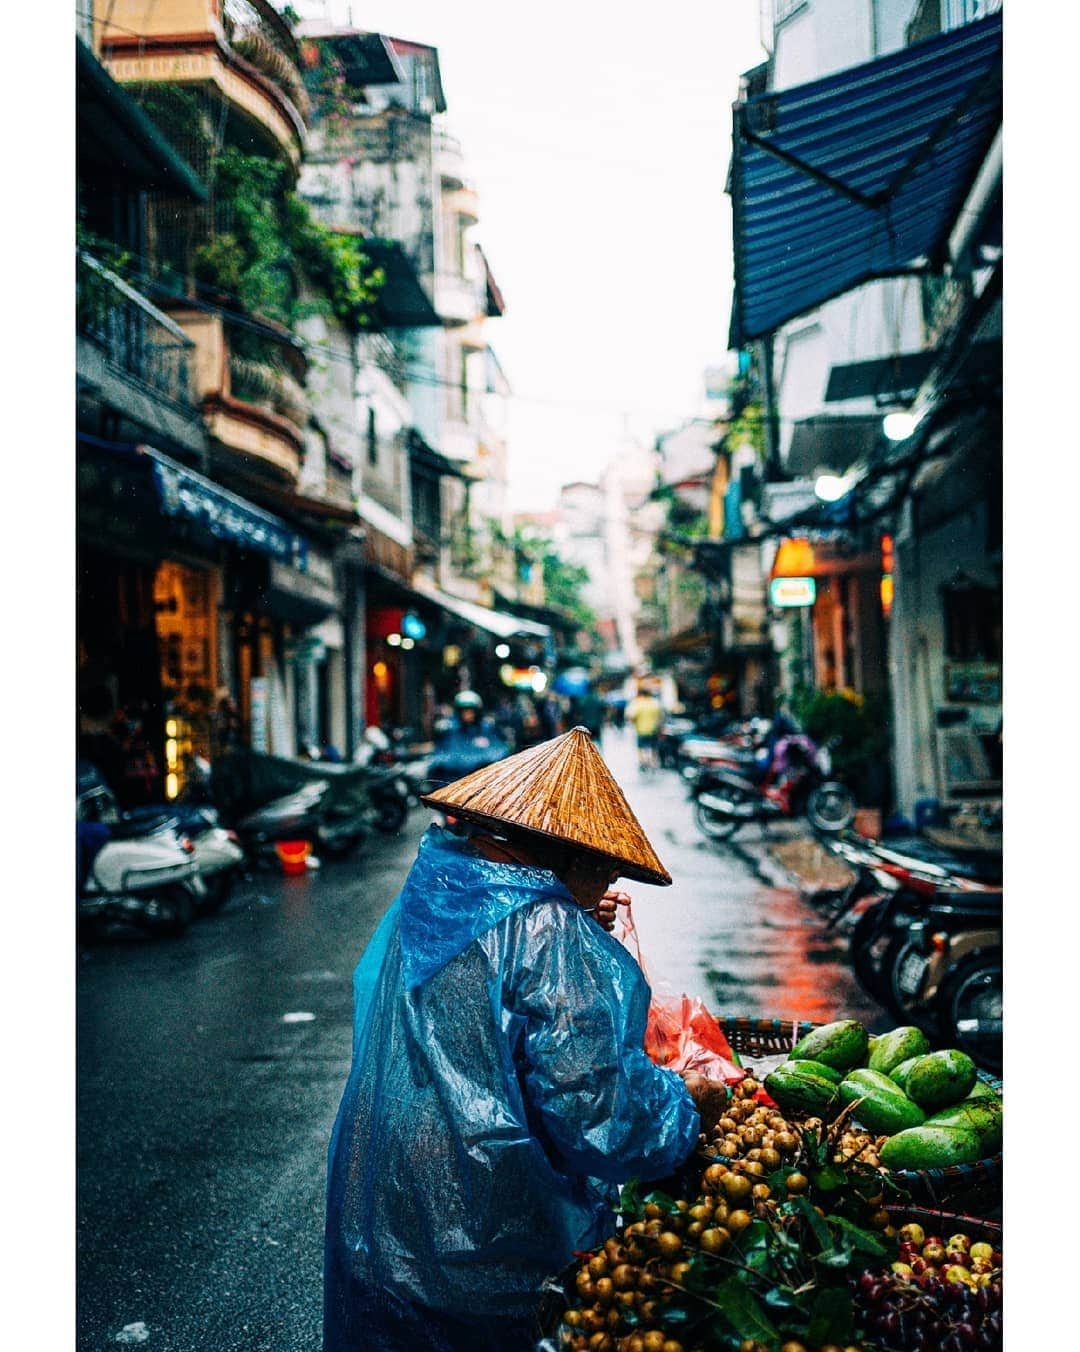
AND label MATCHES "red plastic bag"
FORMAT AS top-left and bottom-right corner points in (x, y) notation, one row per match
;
(619, 900), (745, 1087)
